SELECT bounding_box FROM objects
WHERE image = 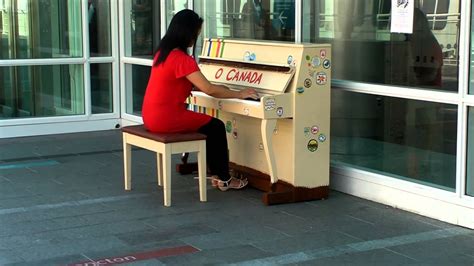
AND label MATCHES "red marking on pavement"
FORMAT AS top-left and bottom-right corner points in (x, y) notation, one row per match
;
(69, 245), (199, 265)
